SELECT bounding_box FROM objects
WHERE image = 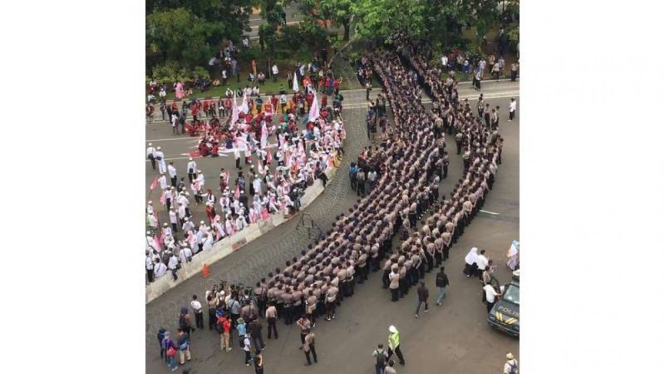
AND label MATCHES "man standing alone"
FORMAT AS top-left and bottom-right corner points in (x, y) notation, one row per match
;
(508, 98), (517, 122)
